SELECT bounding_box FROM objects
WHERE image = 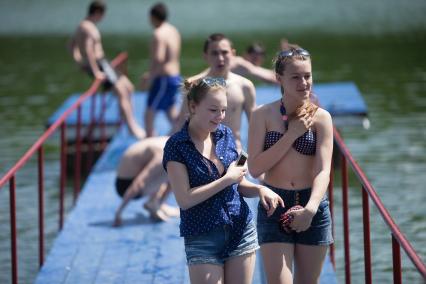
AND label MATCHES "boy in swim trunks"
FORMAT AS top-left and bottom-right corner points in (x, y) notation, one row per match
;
(113, 136), (179, 226)
(140, 3), (182, 137)
(68, 1), (145, 139)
